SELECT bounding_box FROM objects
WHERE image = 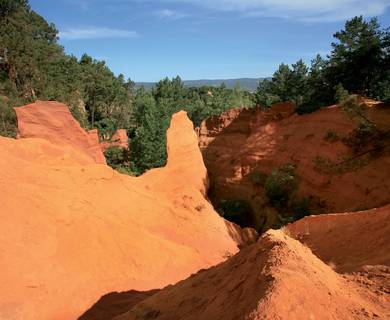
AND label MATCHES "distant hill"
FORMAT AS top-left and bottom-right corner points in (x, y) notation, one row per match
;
(135, 78), (266, 92)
